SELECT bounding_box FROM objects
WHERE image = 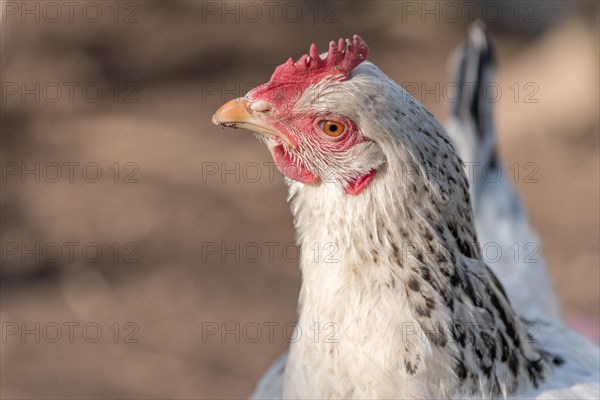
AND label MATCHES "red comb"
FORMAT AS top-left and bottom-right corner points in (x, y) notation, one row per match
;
(251, 35), (368, 102)
(272, 34), (368, 83)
